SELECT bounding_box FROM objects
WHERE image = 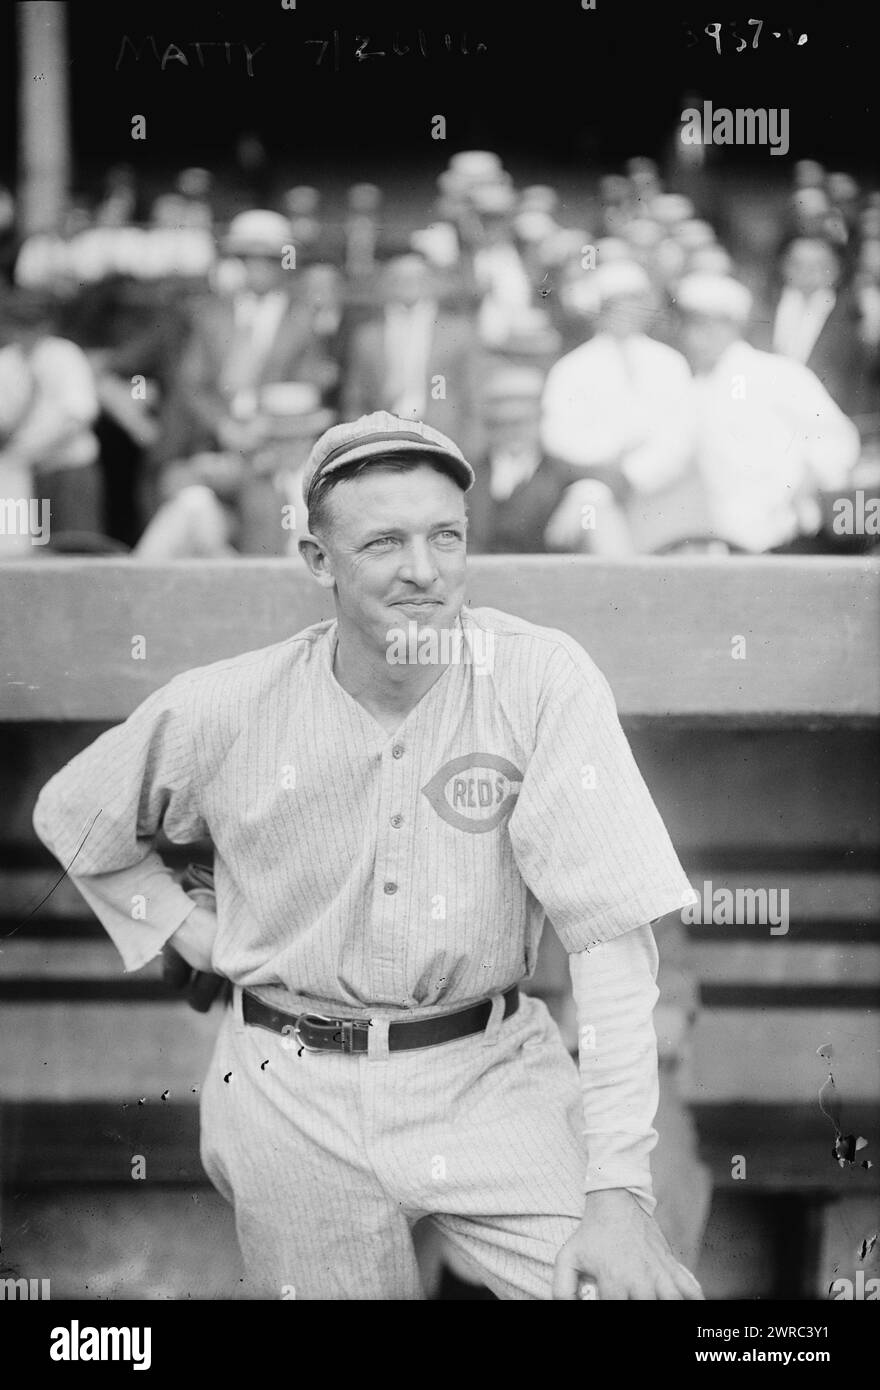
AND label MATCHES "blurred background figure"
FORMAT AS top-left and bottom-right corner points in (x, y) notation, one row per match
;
(93, 163), (138, 228)
(0, 288), (101, 541)
(234, 130), (270, 204)
(156, 210), (329, 466)
(0, 126), (874, 568)
(468, 181), (534, 349)
(854, 238), (880, 412)
(281, 185), (323, 261)
(598, 173), (634, 237)
(626, 155), (663, 208)
(768, 235), (870, 418)
(342, 251), (481, 456)
(297, 261), (346, 408)
(685, 244), (733, 278)
(786, 187), (833, 244)
(174, 167), (214, 230)
(145, 210), (343, 554)
(540, 260), (698, 555)
(467, 366), (571, 553)
(344, 182), (383, 279)
(0, 181), (17, 283)
(826, 171), (861, 244)
(135, 384), (334, 560)
(677, 273), (861, 553)
(793, 159), (826, 192)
